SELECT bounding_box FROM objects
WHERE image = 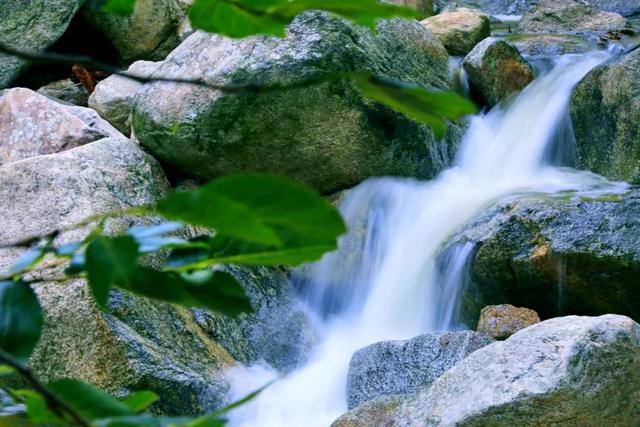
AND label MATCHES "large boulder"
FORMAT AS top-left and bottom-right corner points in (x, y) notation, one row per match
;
(133, 12), (461, 195)
(83, 0), (192, 61)
(434, 0), (529, 15)
(463, 37), (535, 107)
(0, 139), (234, 414)
(332, 395), (404, 427)
(391, 315), (640, 425)
(476, 304), (540, 339)
(346, 331), (494, 409)
(521, 0), (631, 35)
(0, 88), (122, 165)
(506, 34), (591, 56)
(443, 191), (640, 326)
(89, 61), (161, 134)
(571, 49), (640, 183)
(0, 0), (84, 88)
(37, 78), (90, 106)
(421, 8), (491, 56)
